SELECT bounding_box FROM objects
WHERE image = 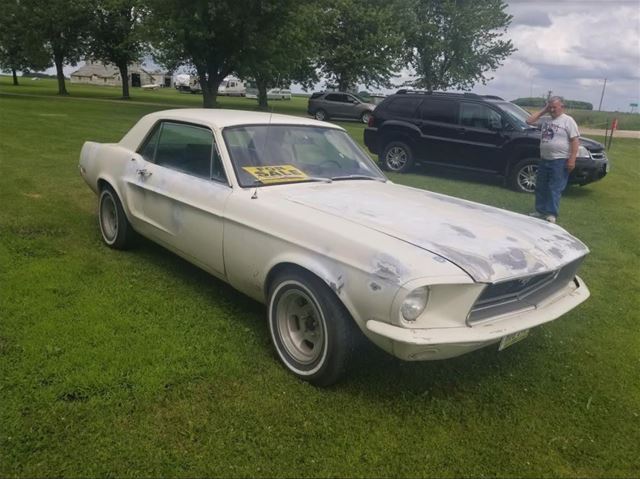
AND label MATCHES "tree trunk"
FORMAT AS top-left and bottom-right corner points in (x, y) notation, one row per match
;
(257, 78), (268, 110)
(338, 74), (350, 92)
(117, 63), (130, 99)
(54, 54), (68, 96)
(12, 68), (18, 86)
